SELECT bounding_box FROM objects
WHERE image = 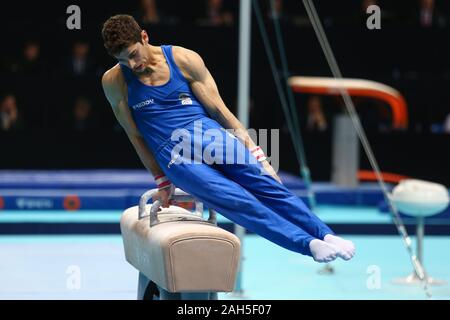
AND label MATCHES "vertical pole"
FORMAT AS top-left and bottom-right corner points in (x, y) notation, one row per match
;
(331, 114), (360, 187)
(416, 217), (425, 269)
(234, 0), (252, 295)
(237, 0), (252, 126)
